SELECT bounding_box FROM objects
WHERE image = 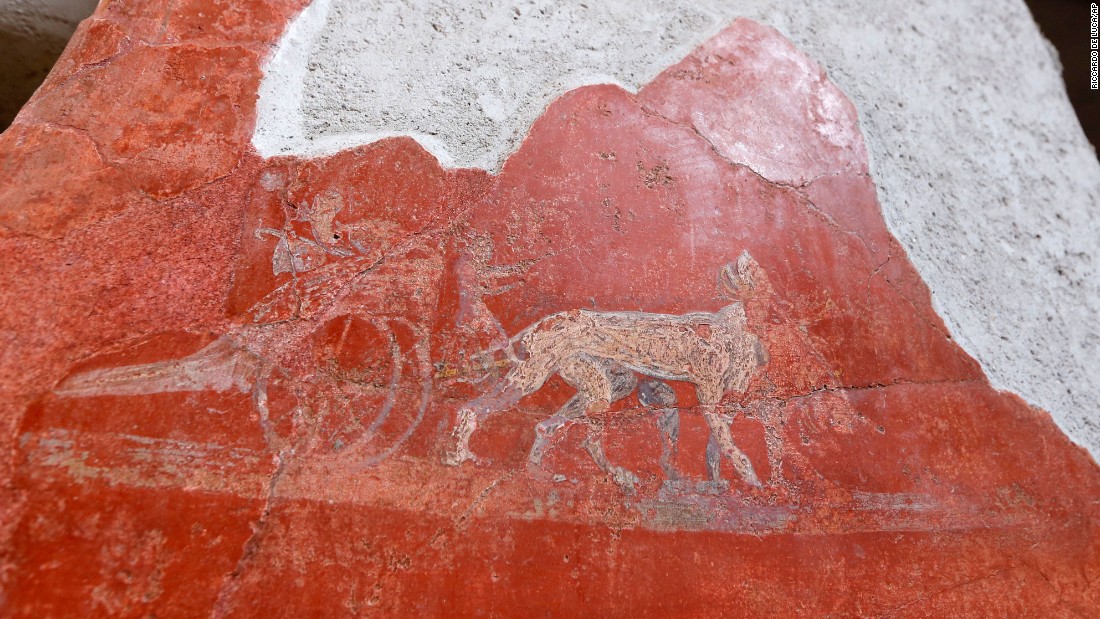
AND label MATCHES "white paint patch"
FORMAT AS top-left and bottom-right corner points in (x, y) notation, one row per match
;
(254, 0), (732, 168)
(254, 0), (1100, 460)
